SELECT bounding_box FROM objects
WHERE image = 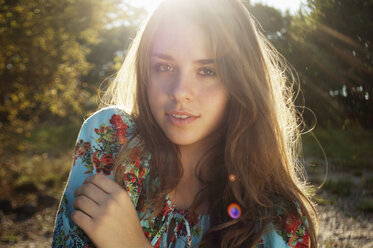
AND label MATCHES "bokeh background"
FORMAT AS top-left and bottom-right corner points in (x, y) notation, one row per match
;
(0, 0), (372, 247)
